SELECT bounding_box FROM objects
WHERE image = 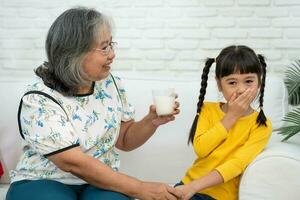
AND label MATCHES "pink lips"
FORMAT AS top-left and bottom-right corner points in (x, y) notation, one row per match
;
(103, 65), (111, 70)
(106, 61), (112, 66)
